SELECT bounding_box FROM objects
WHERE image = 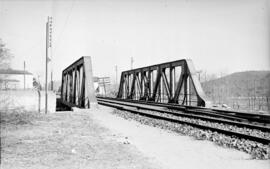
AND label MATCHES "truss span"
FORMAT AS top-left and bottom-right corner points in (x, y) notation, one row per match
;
(61, 56), (97, 108)
(117, 59), (210, 107)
